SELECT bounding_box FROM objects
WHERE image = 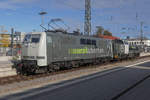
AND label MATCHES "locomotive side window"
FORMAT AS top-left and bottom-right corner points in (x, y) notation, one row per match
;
(92, 40), (96, 45)
(80, 39), (87, 44)
(87, 39), (91, 45)
(80, 38), (96, 45)
(47, 35), (52, 43)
